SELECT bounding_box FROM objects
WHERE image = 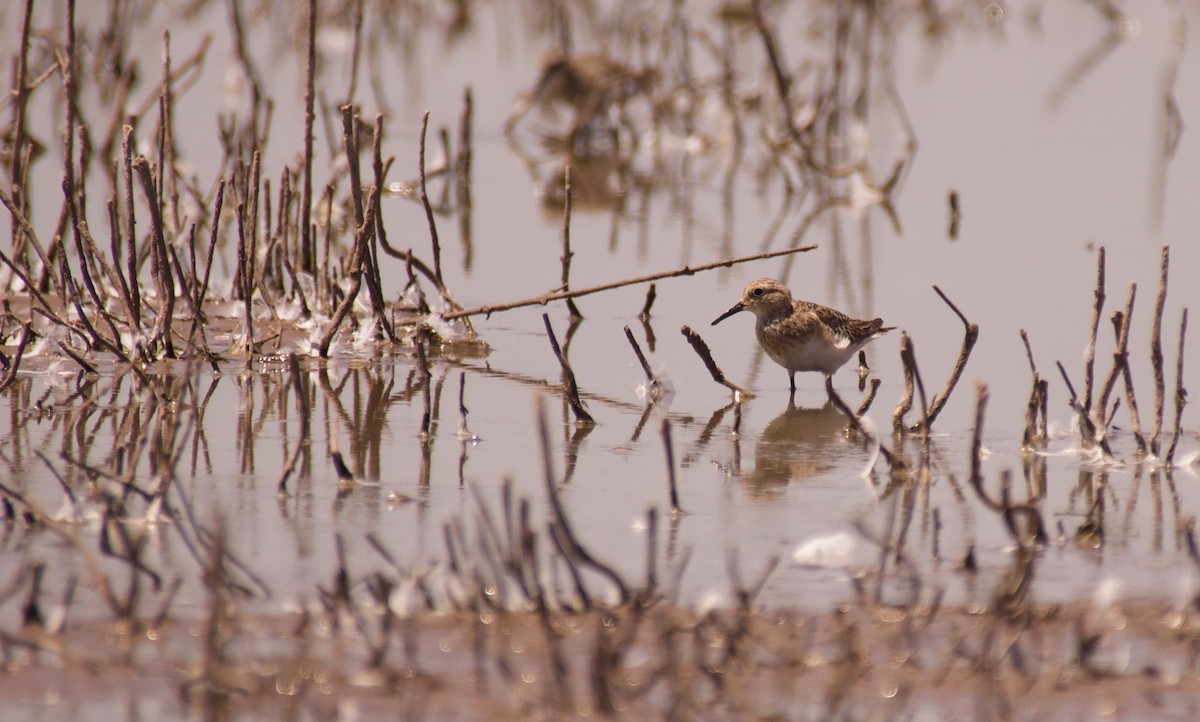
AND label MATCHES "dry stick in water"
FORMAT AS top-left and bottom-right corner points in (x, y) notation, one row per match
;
(1165, 308), (1188, 464)
(856, 377), (882, 416)
(186, 178), (225, 354)
(660, 419), (685, 515)
(277, 354), (310, 495)
(1055, 361), (1112, 457)
(624, 325), (666, 399)
(1095, 285), (1143, 449)
(640, 283), (657, 319)
(825, 376), (906, 472)
(902, 334), (931, 455)
(318, 194), (377, 357)
(561, 164), (582, 319)
(235, 204), (255, 355)
(122, 126), (142, 329)
(368, 115), (396, 342)
(418, 111), (444, 288)
(445, 245), (817, 320)
(132, 156), (176, 358)
(912, 285), (979, 432)
(680, 325), (755, 398)
(300, 0), (318, 273)
(542, 313), (594, 424)
(534, 396), (628, 603)
(1151, 245), (1170, 456)
(0, 324), (33, 393)
(340, 107), (391, 342)
(892, 333), (914, 434)
(1019, 329), (1049, 448)
(1082, 247), (1106, 415)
